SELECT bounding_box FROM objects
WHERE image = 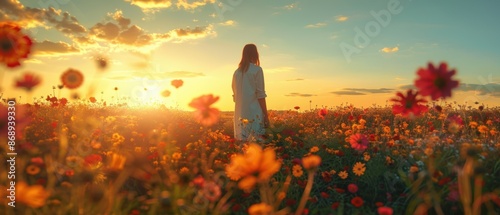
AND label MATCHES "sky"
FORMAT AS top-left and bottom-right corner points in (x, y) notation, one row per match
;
(1, 0), (500, 111)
